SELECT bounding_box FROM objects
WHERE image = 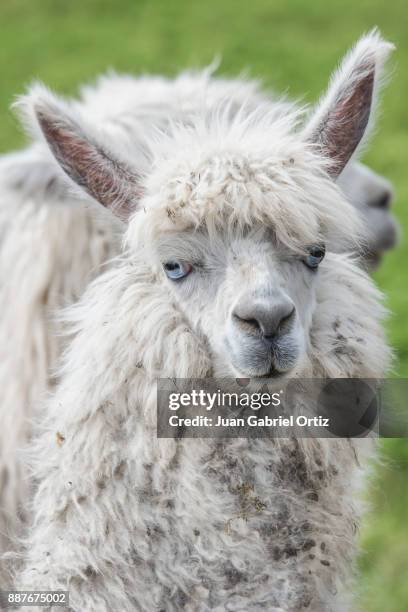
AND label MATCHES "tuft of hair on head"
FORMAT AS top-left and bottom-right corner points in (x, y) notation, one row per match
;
(13, 83), (142, 222)
(303, 28), (395, 178)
